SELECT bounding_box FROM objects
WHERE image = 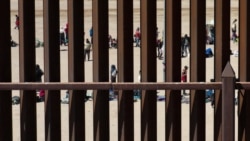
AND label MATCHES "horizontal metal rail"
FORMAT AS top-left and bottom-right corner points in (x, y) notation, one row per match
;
(0, 82), (223, 90)
(0, 82), (247, 90)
